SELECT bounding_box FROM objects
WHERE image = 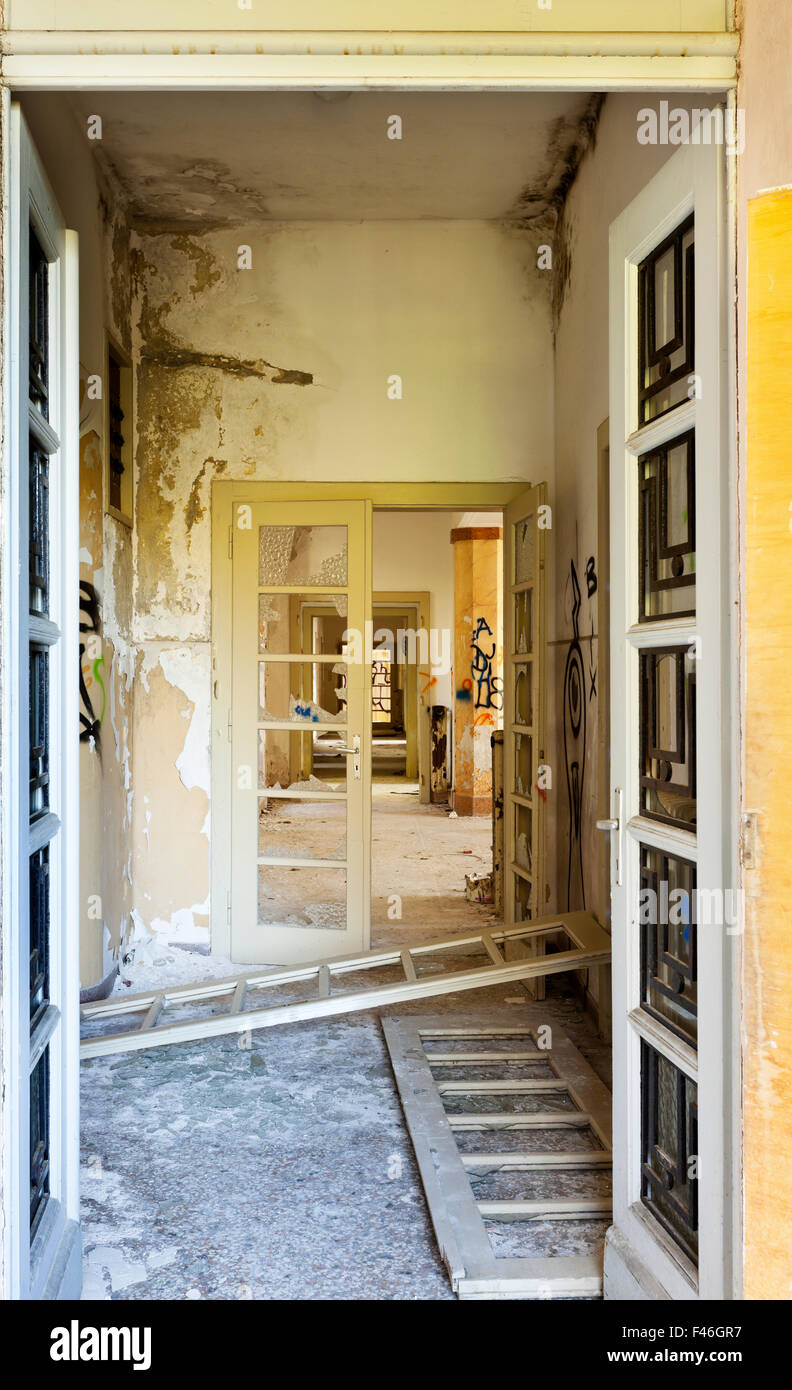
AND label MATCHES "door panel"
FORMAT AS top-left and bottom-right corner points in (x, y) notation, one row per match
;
(231, 501), (371, 963)
(503, 484), (547, 996)
(607, 140), (731, 1299)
